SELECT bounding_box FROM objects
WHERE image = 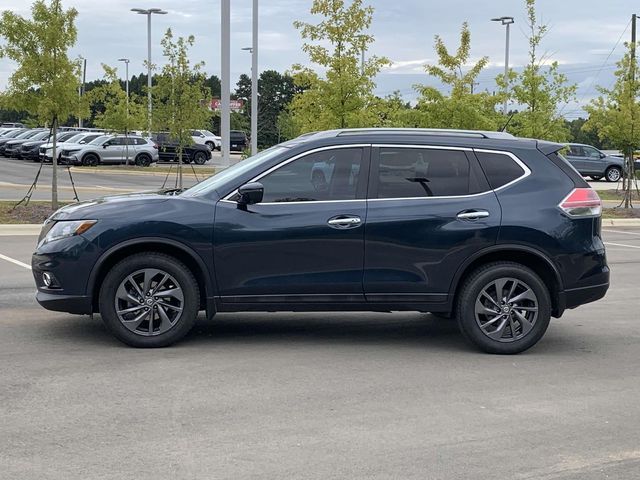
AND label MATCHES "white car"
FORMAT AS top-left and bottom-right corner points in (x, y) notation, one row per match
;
(39, 132), (104, 163)
(191, 129), (221, 151)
